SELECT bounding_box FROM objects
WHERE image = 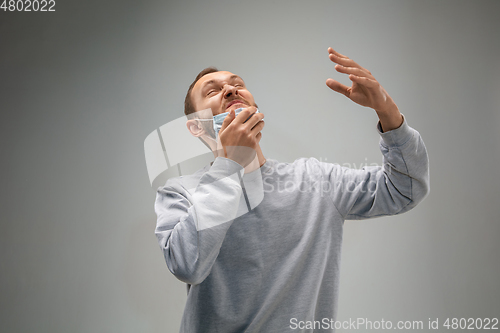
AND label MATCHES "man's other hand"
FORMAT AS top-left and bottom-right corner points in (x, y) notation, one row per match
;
(218, 106), (265, 167)
(325, 47), (403, 132)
